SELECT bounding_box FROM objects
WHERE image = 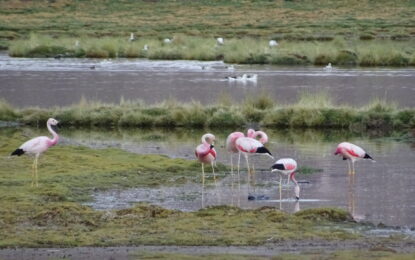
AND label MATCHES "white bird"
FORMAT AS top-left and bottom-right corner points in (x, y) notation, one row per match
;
(75, 40), (80, 47)
(324, 63), (332, 71)
(271, 158), (300, 200)
(11, 118), (59, 187)
(227, 74), (257, 83)
(216, 37), (224, 45)
(269, 40), (278, 47)
(129, 33), (136, 42)
(163, 38), (172, 43)
(143, 44), (149, 51)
